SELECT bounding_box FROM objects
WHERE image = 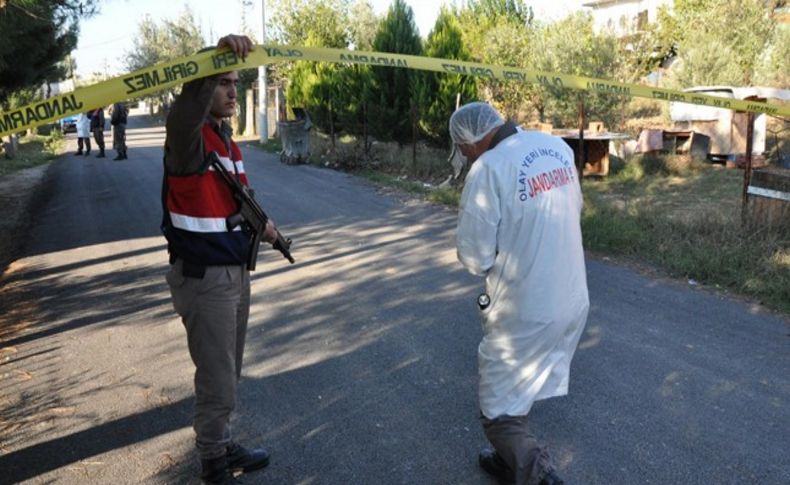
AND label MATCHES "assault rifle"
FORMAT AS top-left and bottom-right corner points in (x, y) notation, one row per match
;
(209, 152), (295, 269)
